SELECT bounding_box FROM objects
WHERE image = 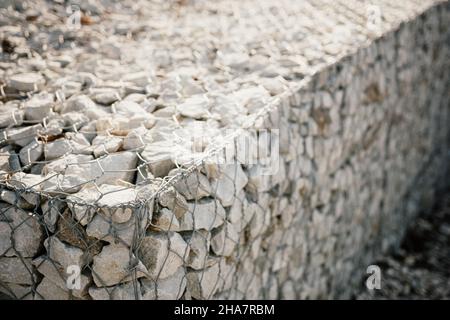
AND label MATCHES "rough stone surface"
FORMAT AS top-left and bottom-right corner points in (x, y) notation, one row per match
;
(92, 243), (147, 287)
(210, 222), (239, 257)
(0, 257), (35, 285)
(33, 256), (91, 298)
(151, 208), (180, 232)
(0, 283), (33, 300)
(138, 232), (189, 280)
(141, 142), (177, 178)
(86, 204), (149, 247)
(89, 281), (141, 300)
(186, 263), (221, 300)
(35, 277), (70, 300)
(44, 236), (85, 270)
(19, 140), (43, 166)
(141, 266), (186, 300)
(0, 222), (12, 255)
(1, 206), (44, 257)
(184, 230), (211, 270)
(6, 124), (43, 147)
(179, 199), (226, 231)
(210, 164), (248, 207)
(92, 135), (123, 158)
(171, 169), (212, 200)
(9, 73), (45, 92)
(157, 187), (189, 218)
